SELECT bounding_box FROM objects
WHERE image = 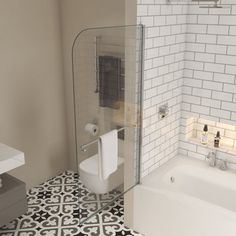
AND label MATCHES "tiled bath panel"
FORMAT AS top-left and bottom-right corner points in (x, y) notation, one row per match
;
(0, 171), (141, 236)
